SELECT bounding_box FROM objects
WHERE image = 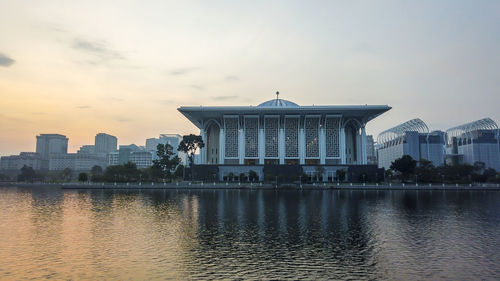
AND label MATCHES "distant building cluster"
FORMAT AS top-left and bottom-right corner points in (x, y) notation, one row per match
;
(375, 118), (499, 171)
(0, 133), (187, 173)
